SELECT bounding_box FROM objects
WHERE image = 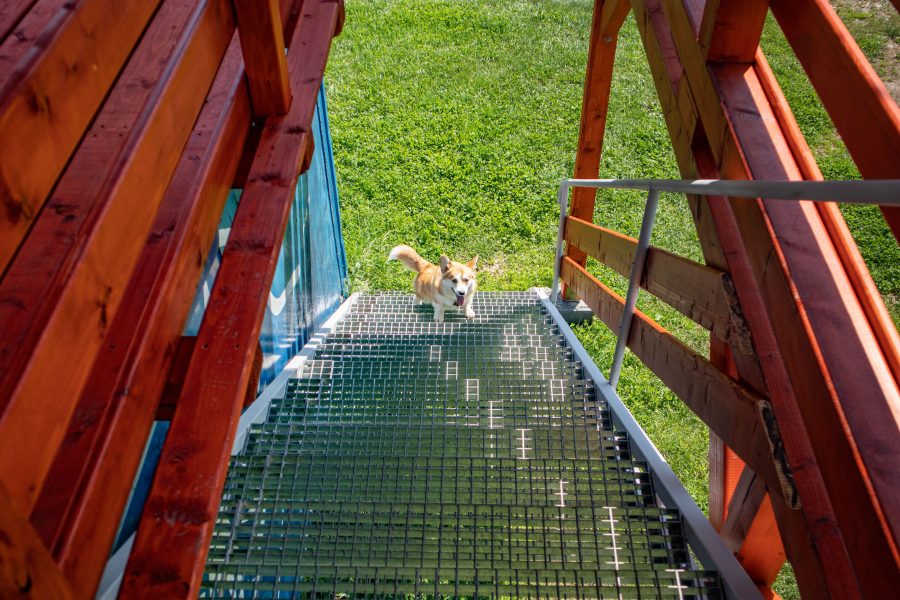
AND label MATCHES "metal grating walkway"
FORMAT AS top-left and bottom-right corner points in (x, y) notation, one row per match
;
(201, 292), (721, 598)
